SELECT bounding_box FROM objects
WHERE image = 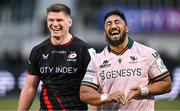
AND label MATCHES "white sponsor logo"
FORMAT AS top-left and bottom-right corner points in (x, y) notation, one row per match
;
(39, 66), (78, 74)
(156, 57), (167, 73)
(42, 54), (49, 60)
(51, 50), (67, 54)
